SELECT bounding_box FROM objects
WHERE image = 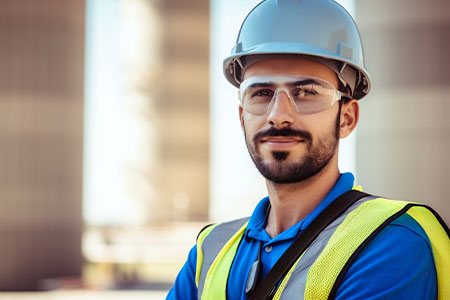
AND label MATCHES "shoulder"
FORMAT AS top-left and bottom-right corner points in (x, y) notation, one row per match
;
(356, 212), (434, 265)
(336, 212), (437, 300)
(198, 217), (250, 243)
